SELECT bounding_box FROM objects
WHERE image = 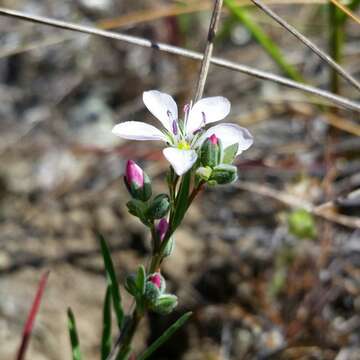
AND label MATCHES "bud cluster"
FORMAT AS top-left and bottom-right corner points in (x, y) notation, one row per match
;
(124, 160), (170, 226)
(125, 268), (177, 315)
(196, 134), (239, 186)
